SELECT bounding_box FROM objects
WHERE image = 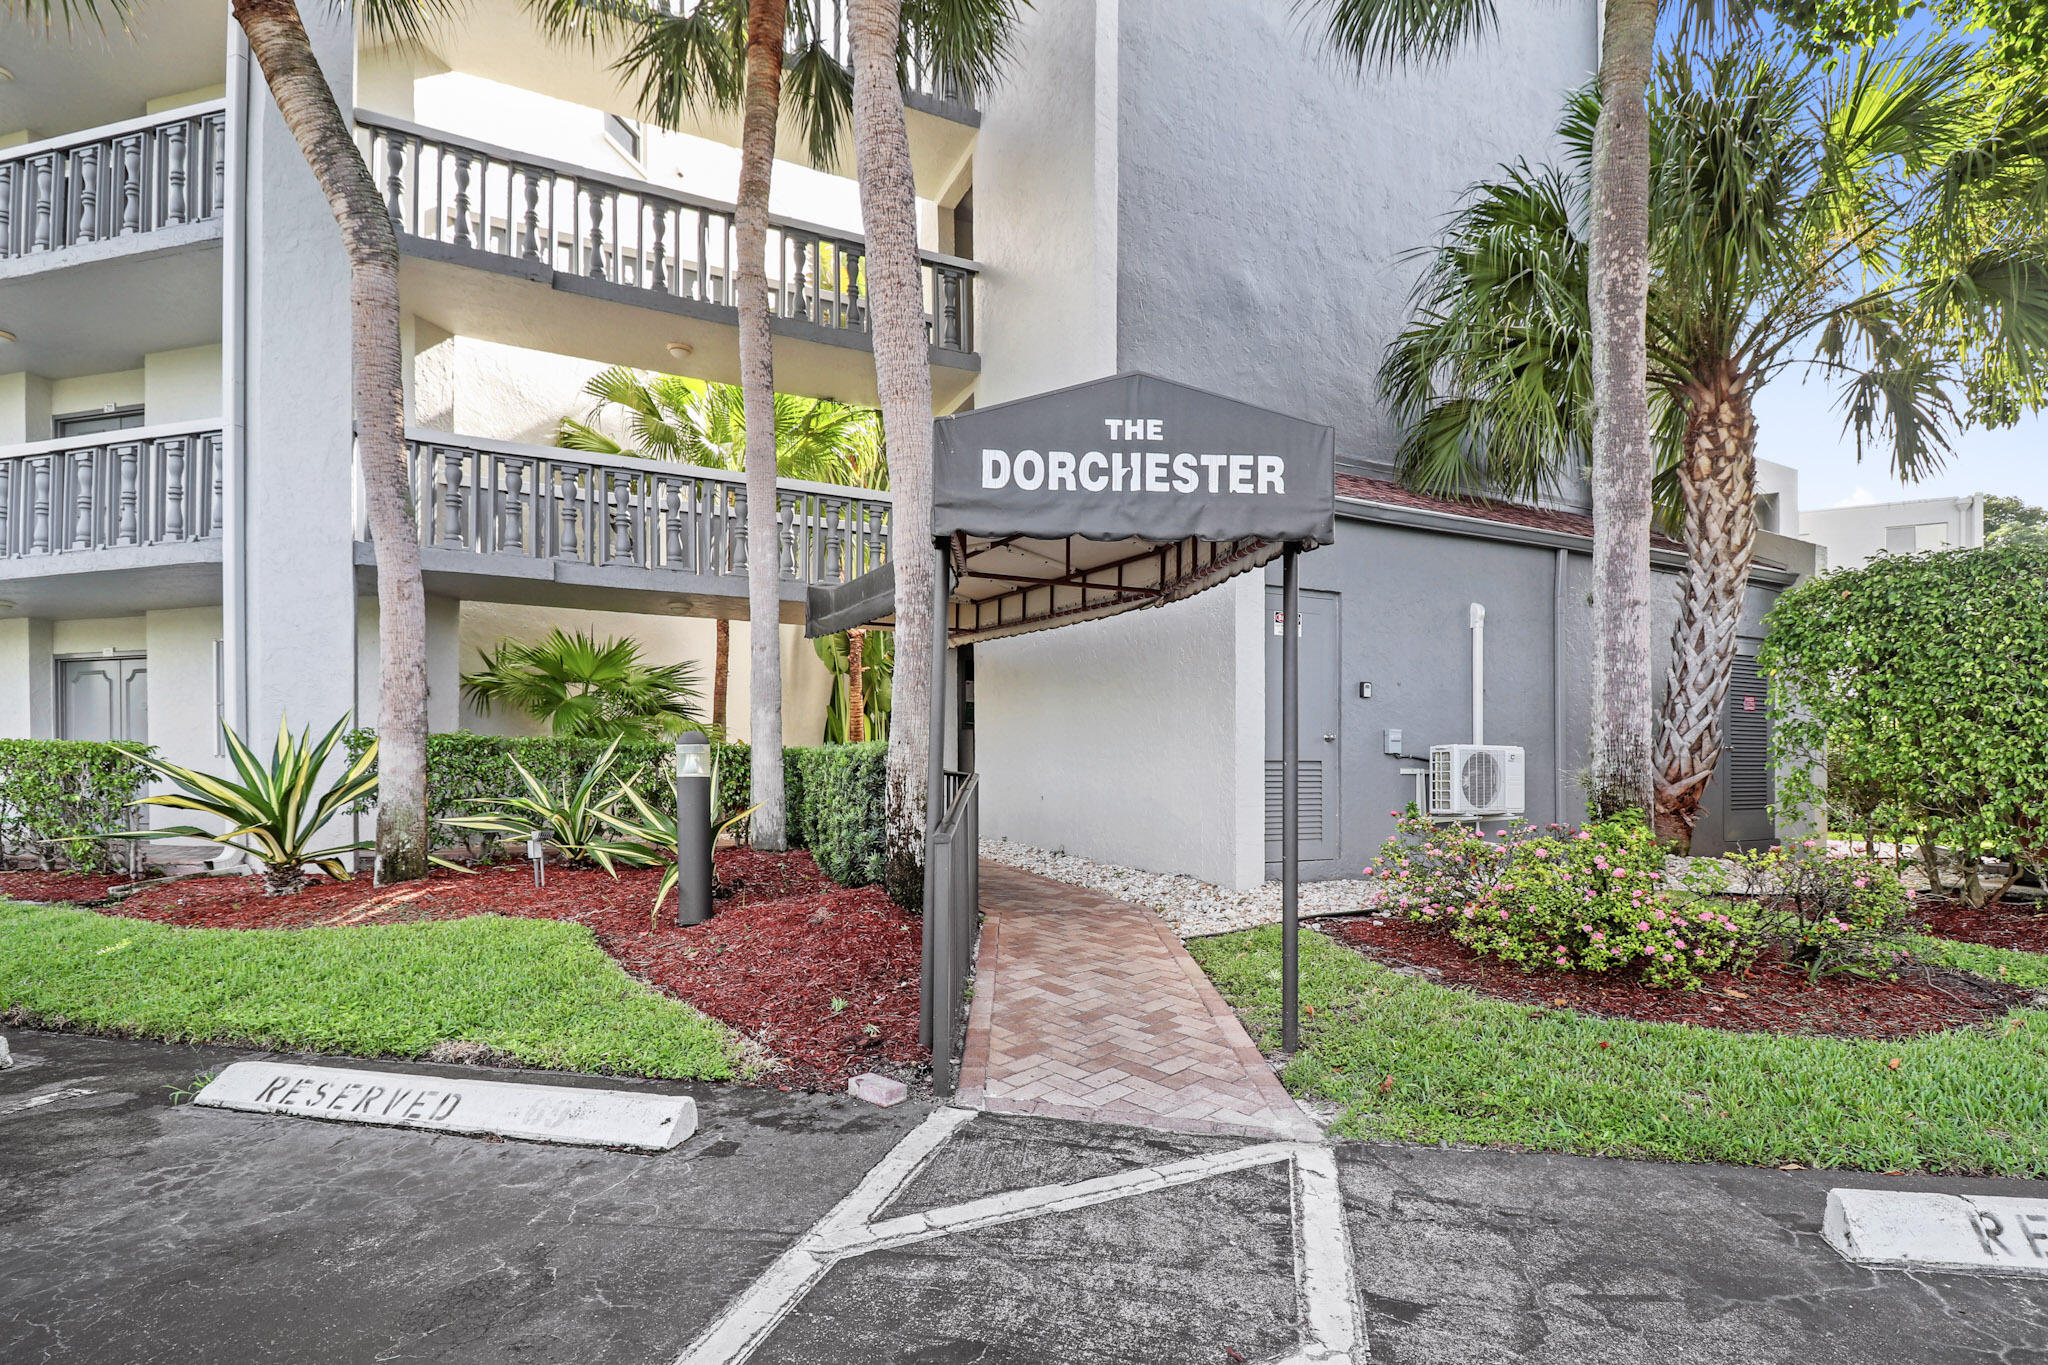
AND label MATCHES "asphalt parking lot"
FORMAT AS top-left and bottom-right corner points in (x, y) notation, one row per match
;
(4, 1031), (2046, 1365)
